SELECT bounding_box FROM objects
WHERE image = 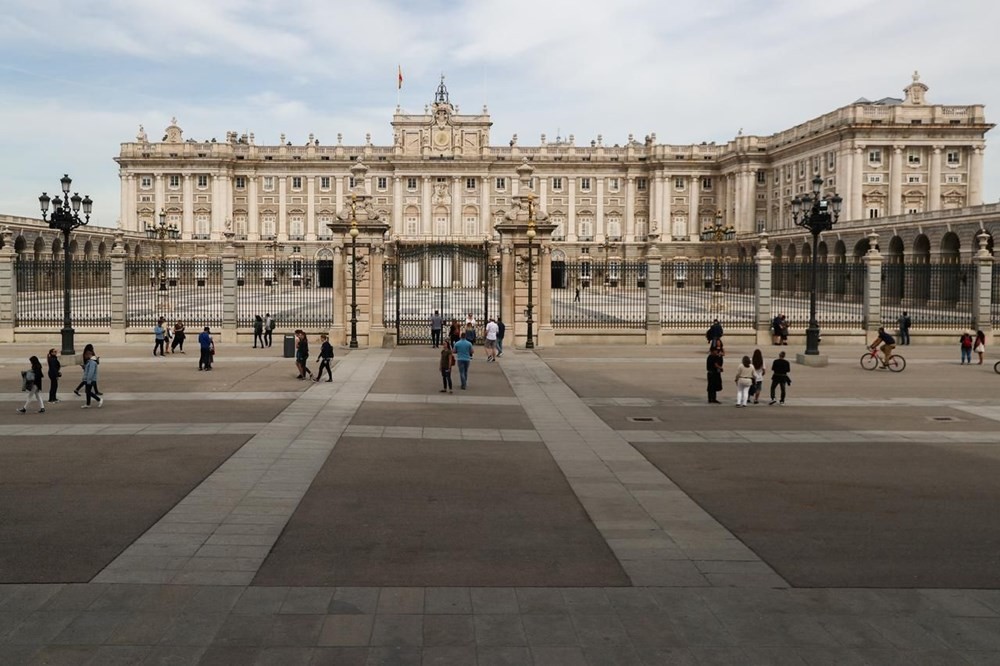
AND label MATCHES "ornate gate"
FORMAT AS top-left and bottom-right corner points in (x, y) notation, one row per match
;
(383, 242), (501, 344)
